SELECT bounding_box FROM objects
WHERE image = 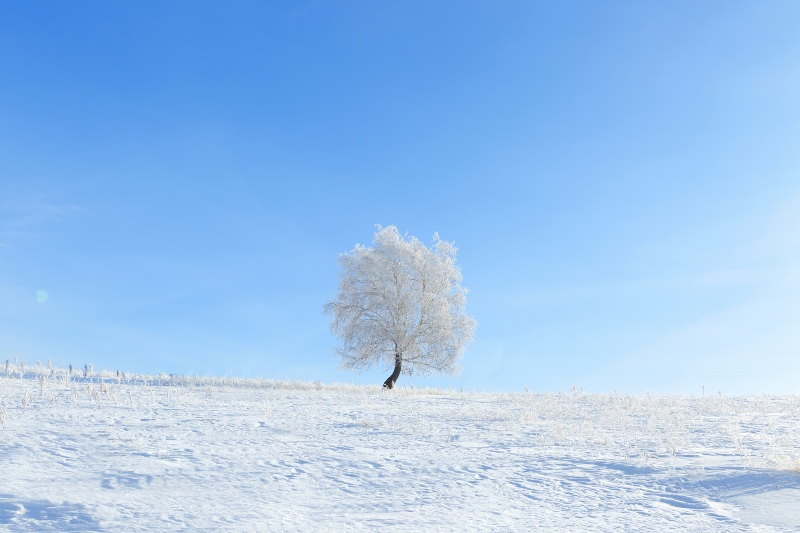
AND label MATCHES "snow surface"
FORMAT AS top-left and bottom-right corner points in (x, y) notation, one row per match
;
(1, 369), (799, 531)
